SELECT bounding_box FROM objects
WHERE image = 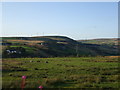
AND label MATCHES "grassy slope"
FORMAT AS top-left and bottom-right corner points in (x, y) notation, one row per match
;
(2, 36), (119, 57)
(77, 38), (119, 45)
(2, 56), (119, 88)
